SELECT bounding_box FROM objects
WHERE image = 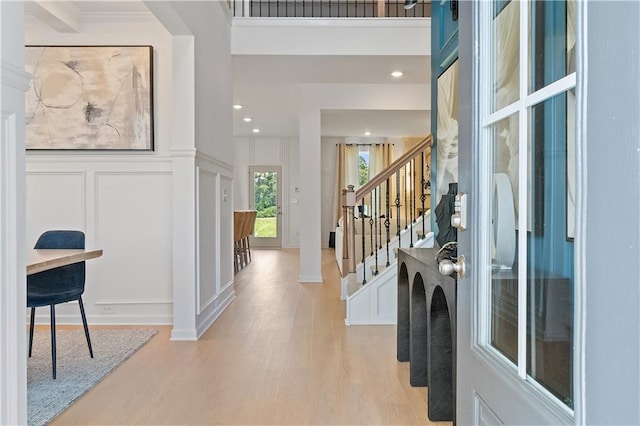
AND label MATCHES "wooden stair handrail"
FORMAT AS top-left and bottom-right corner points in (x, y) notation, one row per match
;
(355, 134), (432, 201)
